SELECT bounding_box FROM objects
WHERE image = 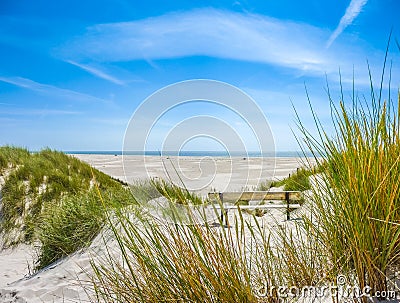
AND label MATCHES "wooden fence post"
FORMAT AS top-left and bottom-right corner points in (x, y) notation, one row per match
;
(218, 192), (227, 225)
(285, 191), (290, 220)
